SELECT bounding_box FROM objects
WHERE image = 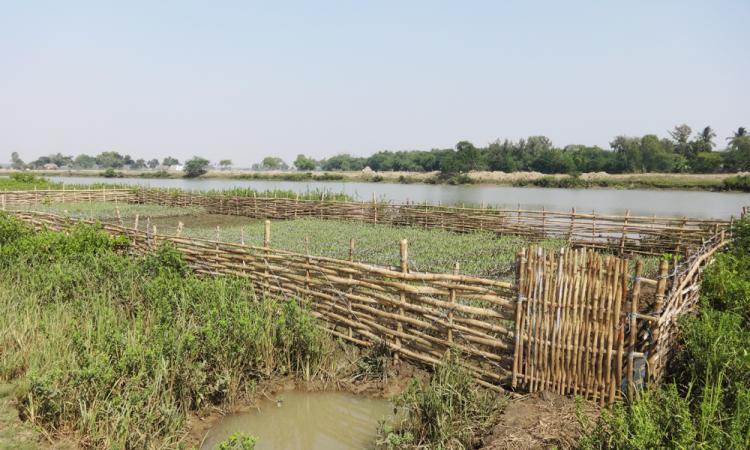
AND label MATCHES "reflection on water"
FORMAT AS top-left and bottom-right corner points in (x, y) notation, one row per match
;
(49, 176), (750, 218)
(199, 391), (393, 450)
